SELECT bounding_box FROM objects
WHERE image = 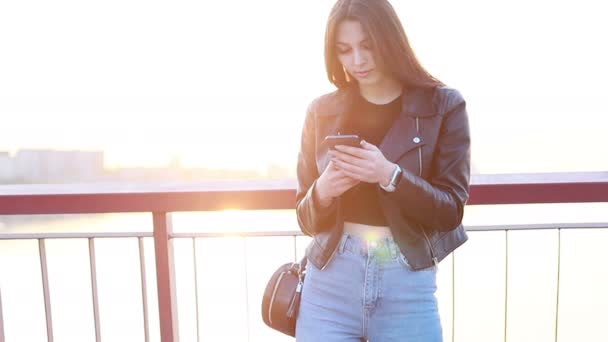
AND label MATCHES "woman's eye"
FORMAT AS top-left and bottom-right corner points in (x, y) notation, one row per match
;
(337, 48), (351, 54)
